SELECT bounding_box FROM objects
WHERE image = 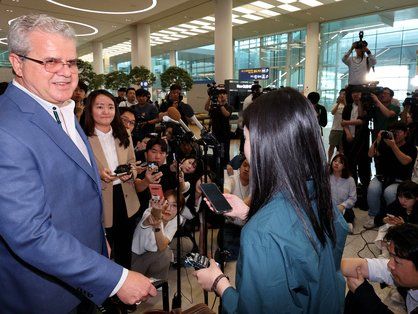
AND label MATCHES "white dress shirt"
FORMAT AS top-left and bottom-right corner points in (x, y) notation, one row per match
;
(95, 127), (121, 185)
